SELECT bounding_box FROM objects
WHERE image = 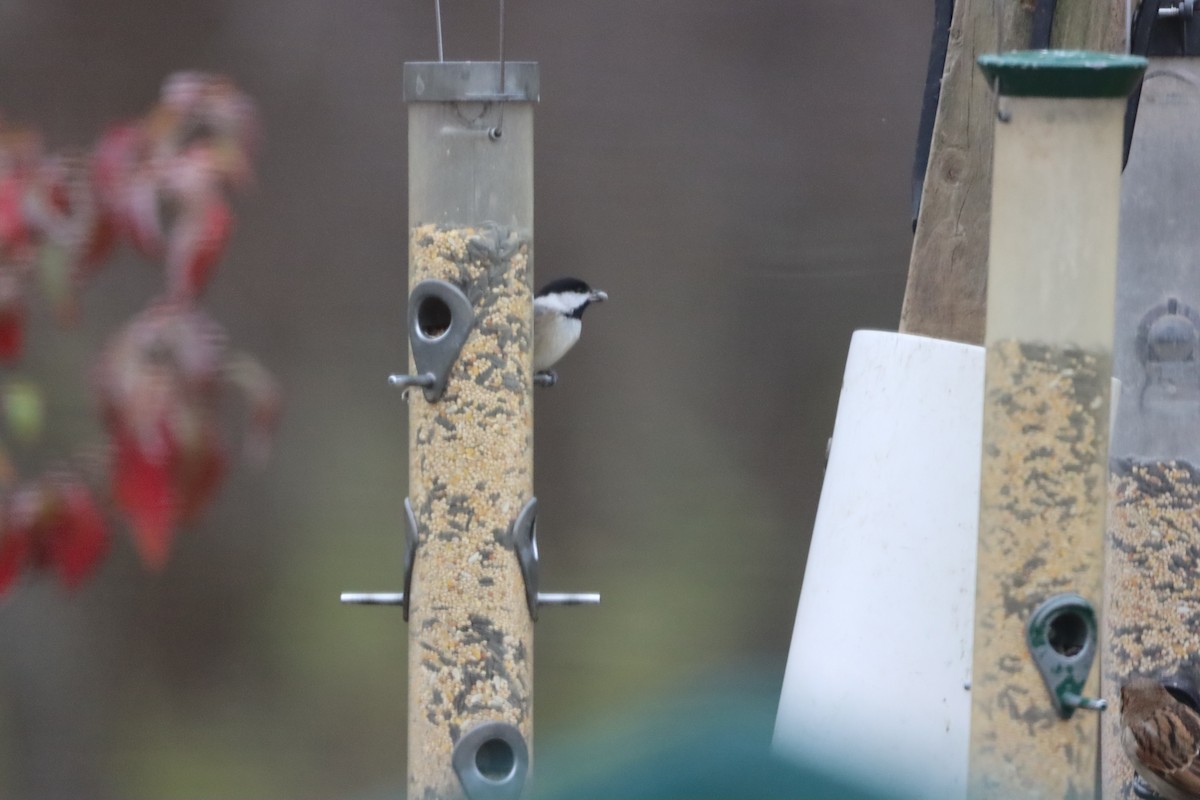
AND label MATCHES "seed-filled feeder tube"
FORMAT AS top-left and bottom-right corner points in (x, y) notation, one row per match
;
(1103, 56), (1200, 799)
(968, 51), (1145, 799)
(404, 61), (537, 799)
